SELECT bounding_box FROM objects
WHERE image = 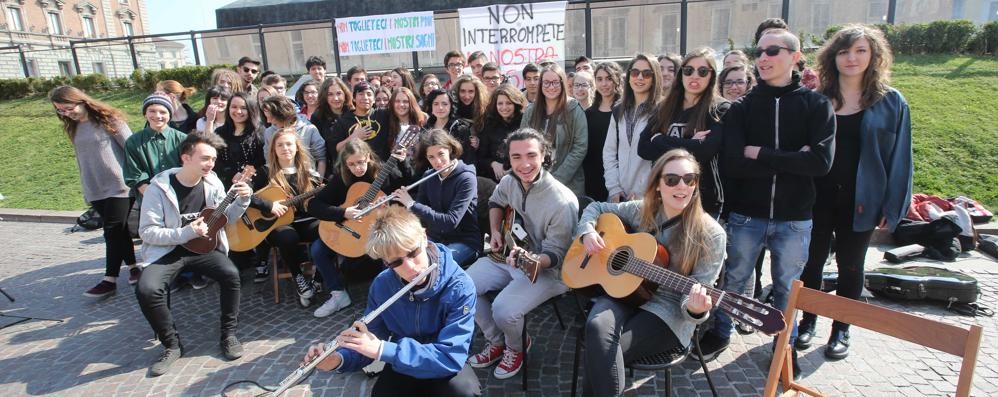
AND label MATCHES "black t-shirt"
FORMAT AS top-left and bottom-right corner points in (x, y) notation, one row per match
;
(823, 110), (864, 192)
(170, 174), (206, 225)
